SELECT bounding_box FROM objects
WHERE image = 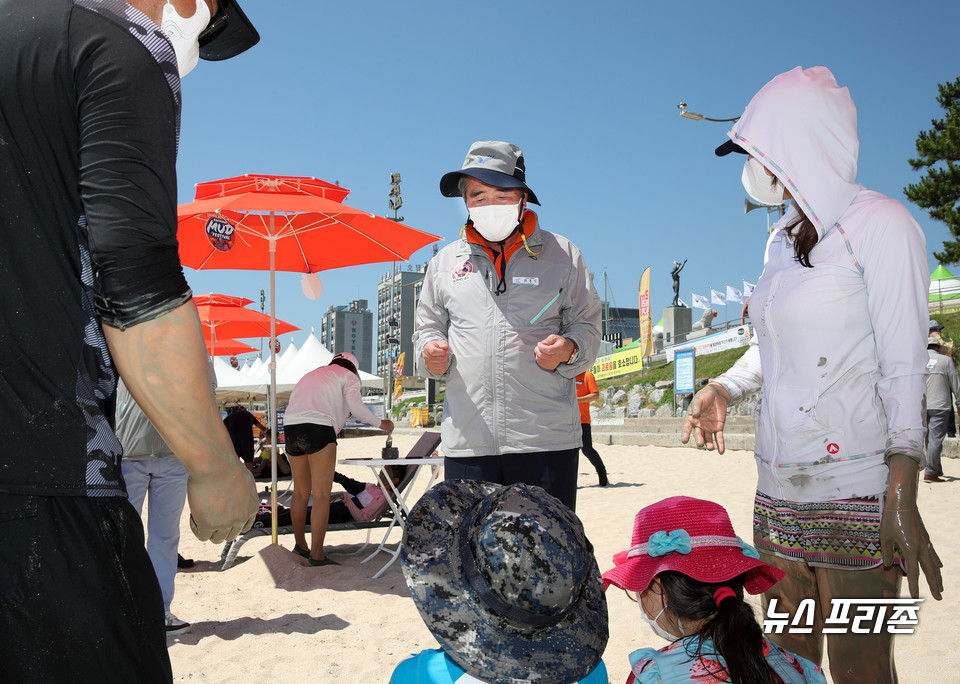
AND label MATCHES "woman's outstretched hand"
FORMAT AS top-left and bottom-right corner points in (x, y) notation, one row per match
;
(681, 383), (731, 454)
